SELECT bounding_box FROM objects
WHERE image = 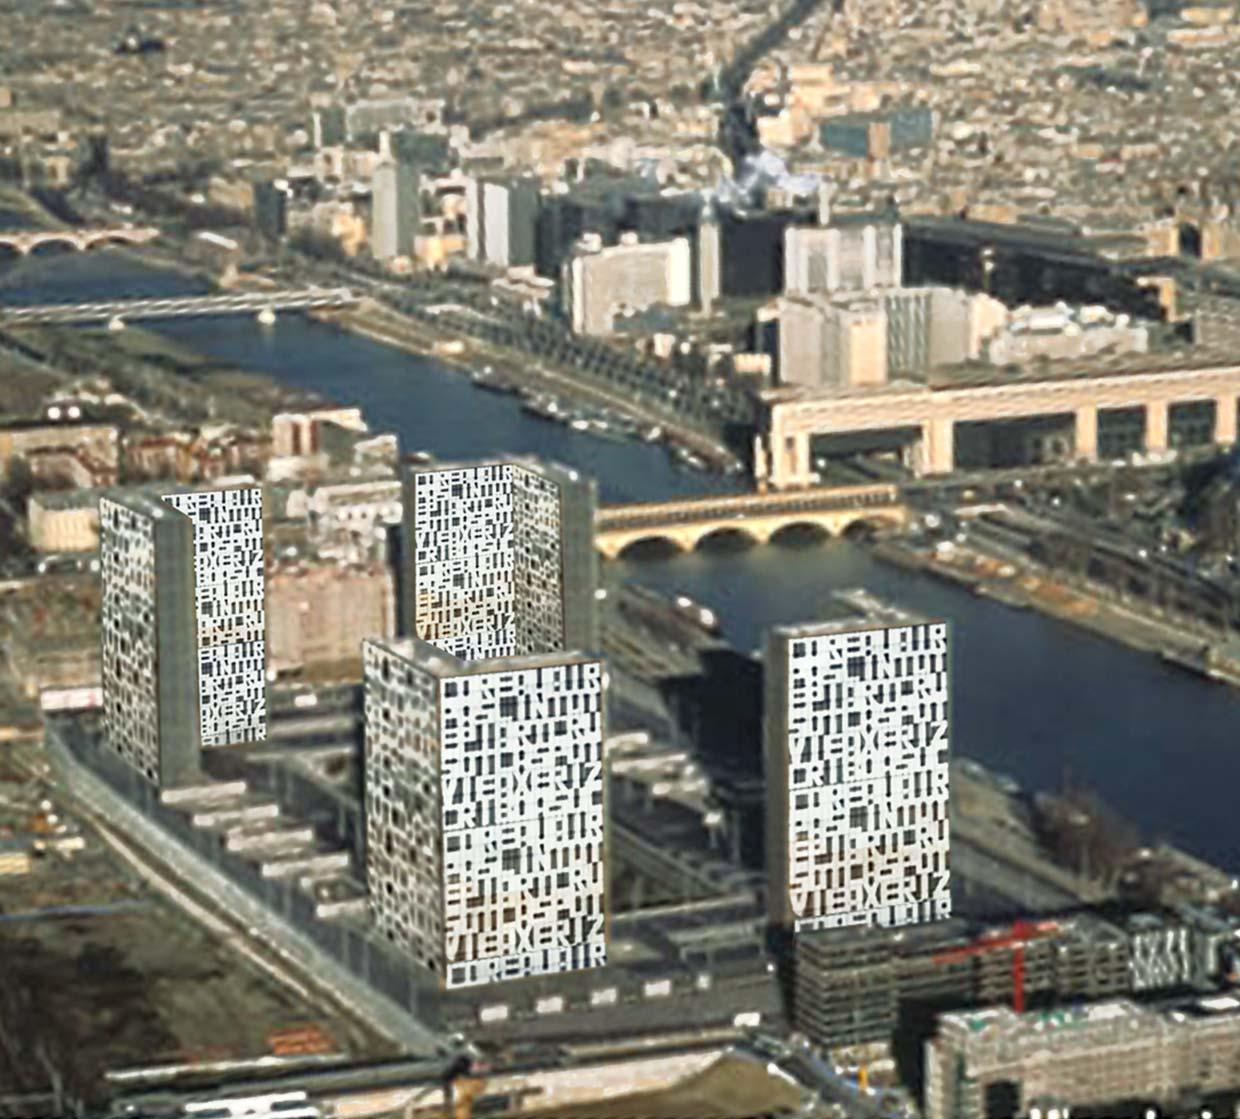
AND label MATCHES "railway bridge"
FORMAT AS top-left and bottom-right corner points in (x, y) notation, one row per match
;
(0, 288), (358, 326)
(595, 484), (908, 559)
